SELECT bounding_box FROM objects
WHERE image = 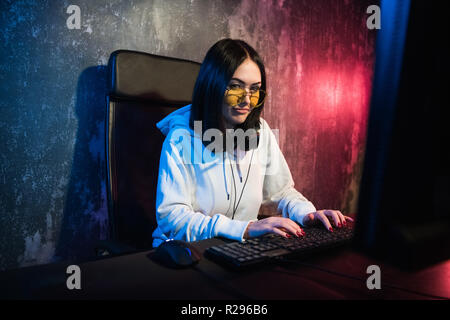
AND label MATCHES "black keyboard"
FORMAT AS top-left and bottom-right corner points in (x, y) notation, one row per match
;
(205, 224), (354, 269)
